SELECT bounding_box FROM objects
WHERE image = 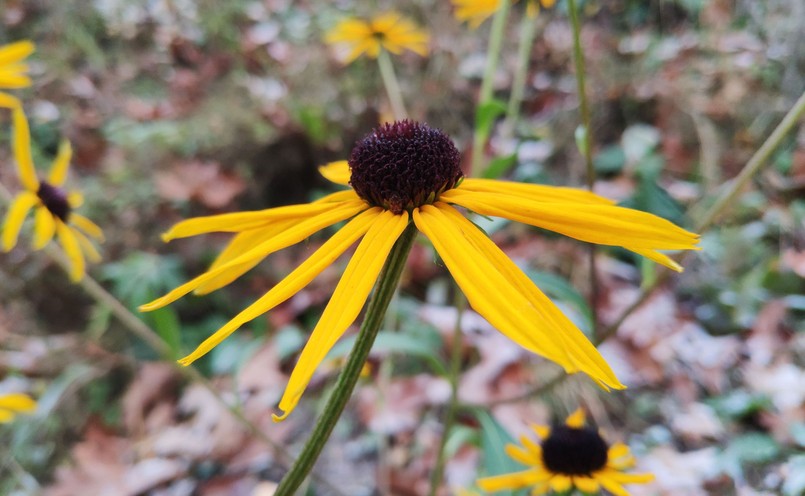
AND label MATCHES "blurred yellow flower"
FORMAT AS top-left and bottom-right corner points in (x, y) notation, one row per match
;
(141, 121), (698, 422)
(0, 393), (36, 423)
(0, 40), (34, 109)
(325, 12), (429, 64)
(452, 0), (556, 28)
(478, 409), (654, 495)
(1, 108), (104, 281)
